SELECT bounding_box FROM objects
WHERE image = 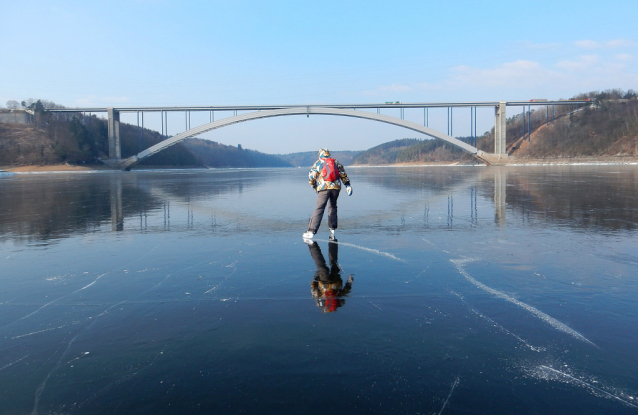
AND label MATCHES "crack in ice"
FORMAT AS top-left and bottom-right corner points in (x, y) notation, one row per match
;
(312, 238), (405, 262)
(438, 376), (460, 415)
(0, 355), (29, 372)
(452, 291), (545, 352)
(451, 258), (597, 347)
(537, 365), (638, 409)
